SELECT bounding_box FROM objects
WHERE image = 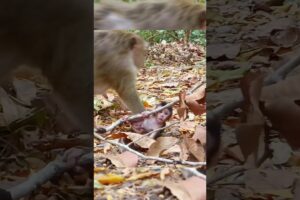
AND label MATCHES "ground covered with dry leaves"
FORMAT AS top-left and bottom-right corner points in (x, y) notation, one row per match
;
(207, 0), (300, 199)
(94, 38), (206, 199)
(0, 73), (92, 199)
